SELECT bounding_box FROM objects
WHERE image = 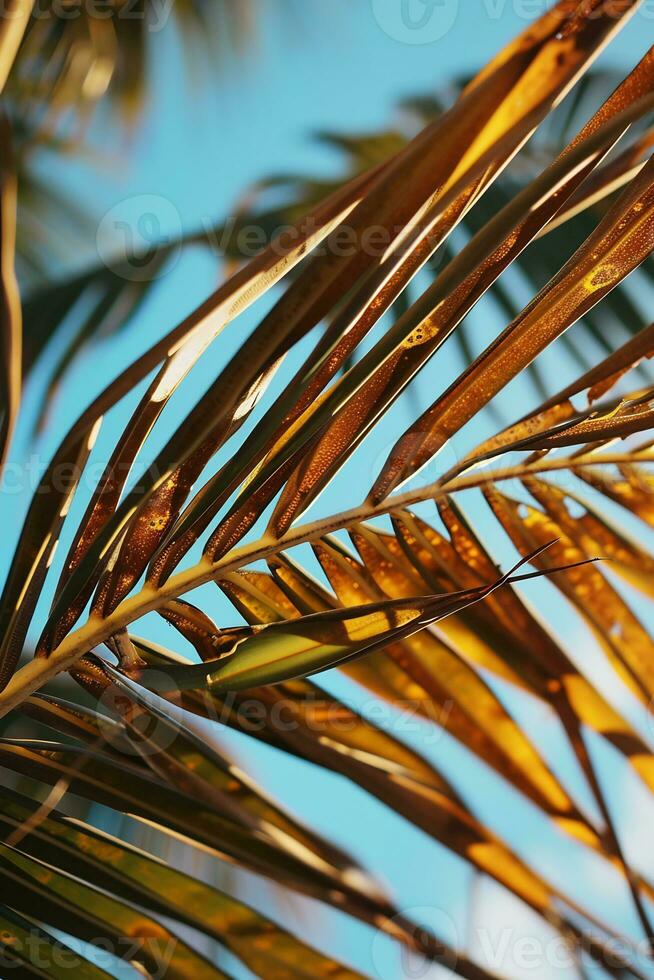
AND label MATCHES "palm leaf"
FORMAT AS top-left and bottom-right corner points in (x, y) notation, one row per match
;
(0, 786), (360, 980)
(2, 3), (654, 974)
